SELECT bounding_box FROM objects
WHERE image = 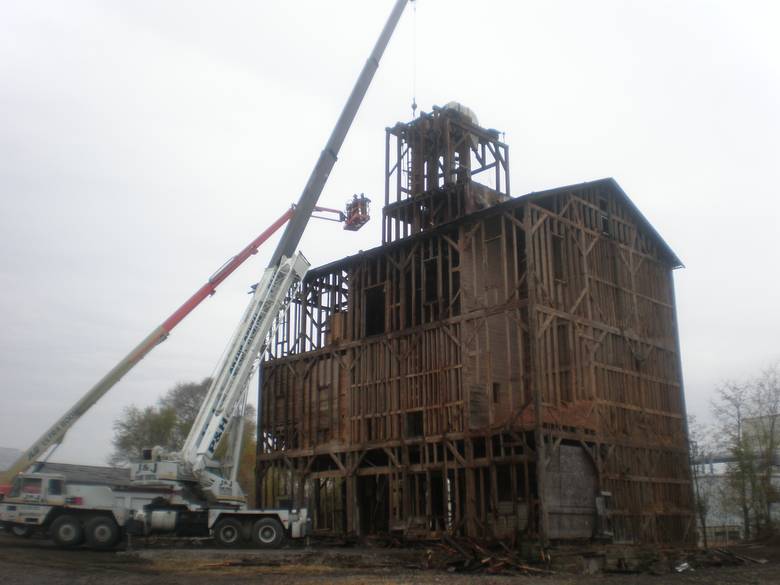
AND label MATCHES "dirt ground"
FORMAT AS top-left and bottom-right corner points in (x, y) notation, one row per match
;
(1, 533), (780, 585)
